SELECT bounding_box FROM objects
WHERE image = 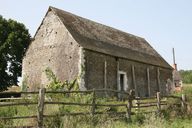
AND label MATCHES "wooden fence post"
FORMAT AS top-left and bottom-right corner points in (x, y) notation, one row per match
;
(181, 94), (187, 111)
(156, 92), (161, 114)
(126, 94), (132, 121)
(135, 98), (140, 112)
(37, 88), (46, 128)
(91, 89), (96, 116)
